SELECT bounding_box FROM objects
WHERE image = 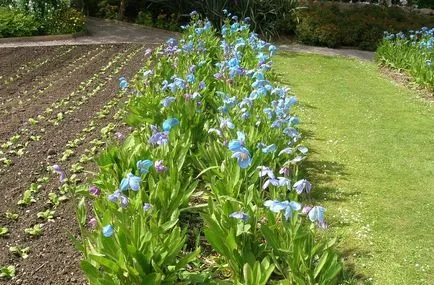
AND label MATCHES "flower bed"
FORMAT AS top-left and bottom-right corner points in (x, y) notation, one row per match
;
(377, 27), (434, 90)
(76, 12), (343, 284)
